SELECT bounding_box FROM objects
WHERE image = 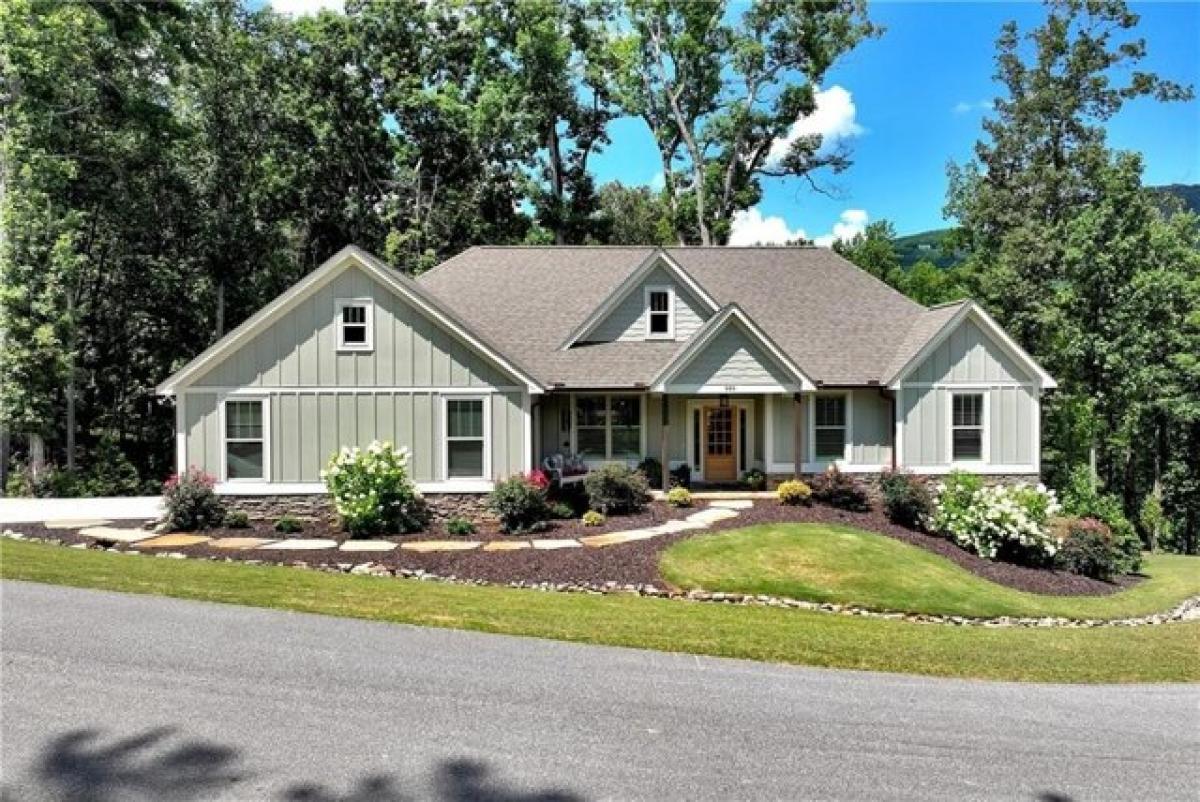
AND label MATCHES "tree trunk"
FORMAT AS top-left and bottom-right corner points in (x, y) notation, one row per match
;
(0, 425), (9, 496)
(214, 278), (226, 340)
(28, 433), (45, 481)
(546, 124), (565, 246)
(65, 293), (76, 471)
